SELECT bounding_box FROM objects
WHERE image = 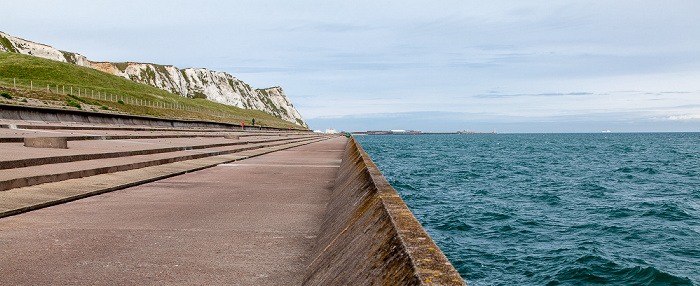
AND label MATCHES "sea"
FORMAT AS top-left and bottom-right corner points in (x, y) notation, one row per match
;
(354, 133), (699, 286)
